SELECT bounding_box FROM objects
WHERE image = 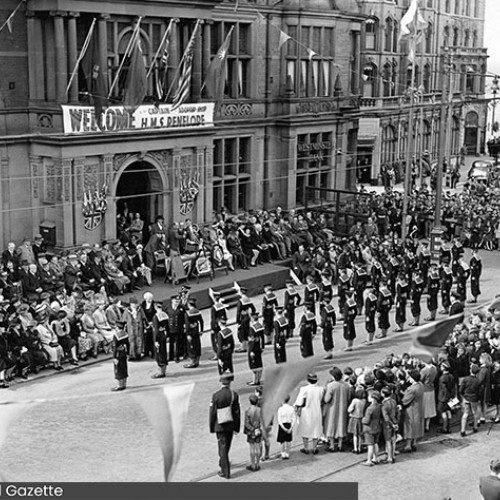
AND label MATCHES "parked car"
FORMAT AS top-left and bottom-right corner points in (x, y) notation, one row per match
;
(468, 160), (493, 183)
